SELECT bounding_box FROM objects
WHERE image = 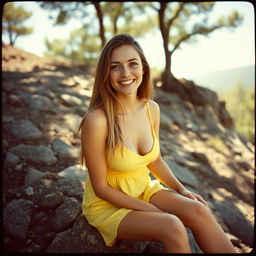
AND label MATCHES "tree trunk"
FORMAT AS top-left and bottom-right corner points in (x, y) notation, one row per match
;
(93, 2), (106, 48)
(158, 2), (174, 91)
